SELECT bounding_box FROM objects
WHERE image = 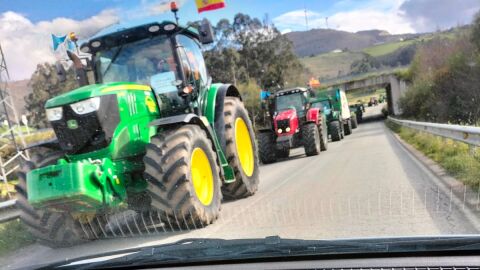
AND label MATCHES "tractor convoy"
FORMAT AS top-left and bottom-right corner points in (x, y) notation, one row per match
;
(15, 6), (362, 248)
